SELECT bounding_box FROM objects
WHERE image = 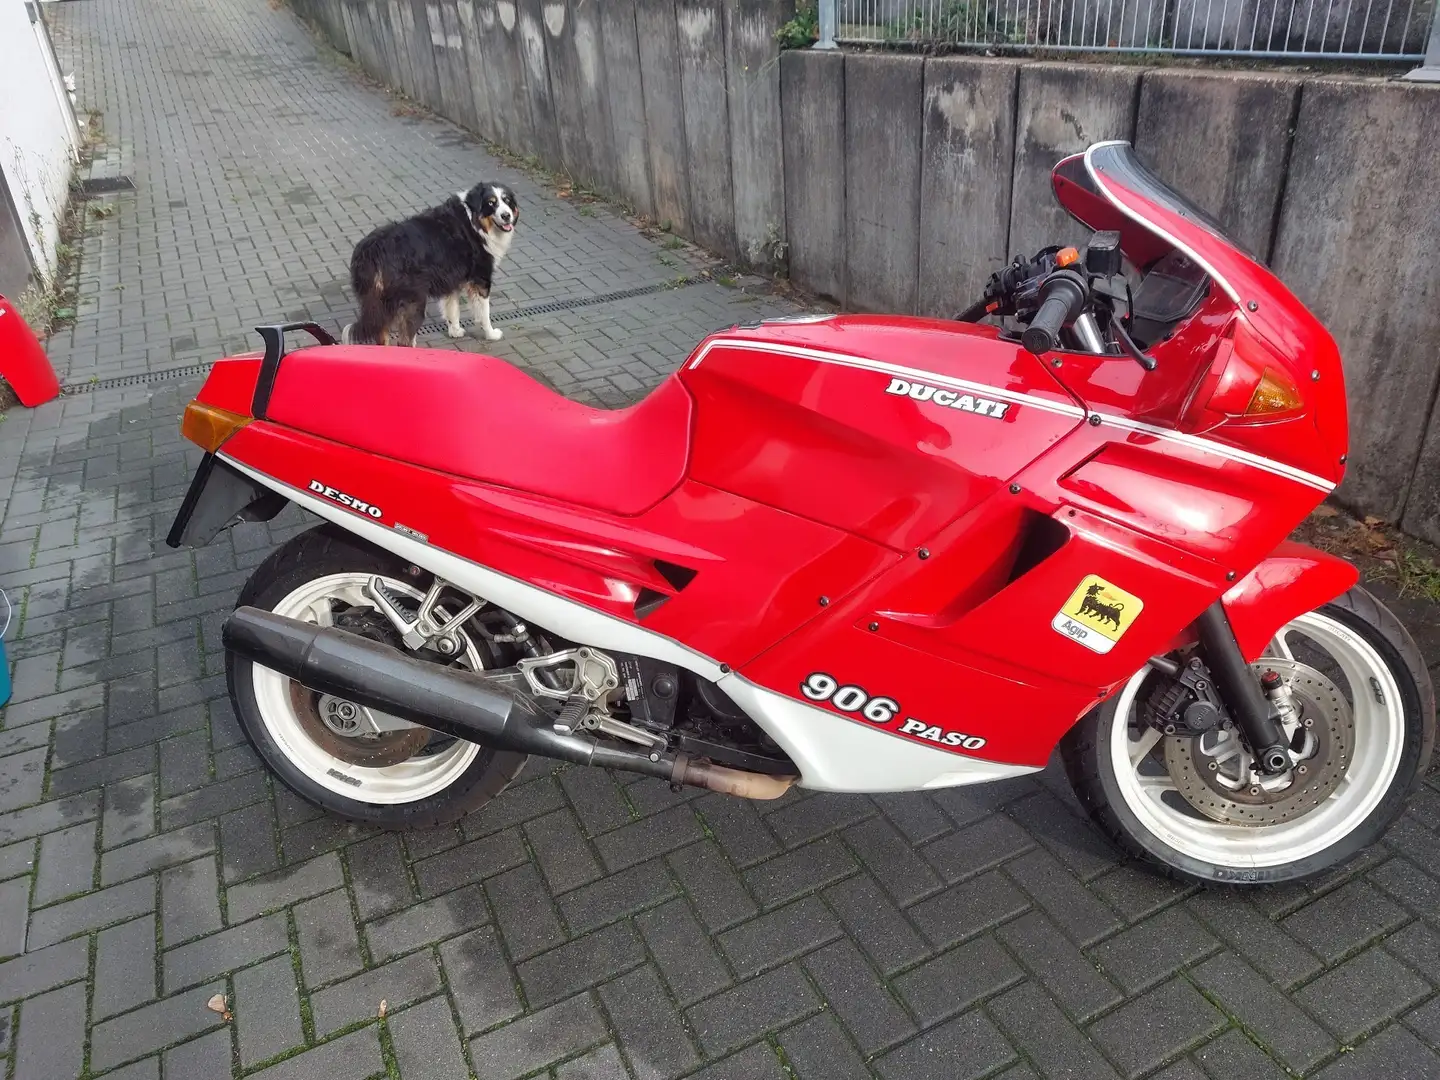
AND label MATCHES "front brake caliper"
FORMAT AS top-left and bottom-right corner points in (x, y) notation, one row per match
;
(1144, 656), (1232, 737)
